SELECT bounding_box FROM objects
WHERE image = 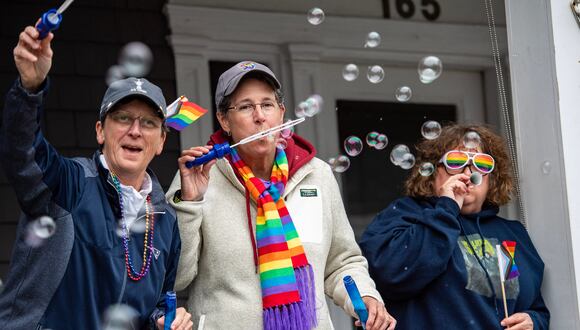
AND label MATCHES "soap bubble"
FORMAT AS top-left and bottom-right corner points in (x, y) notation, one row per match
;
(364, 31), (381, 48)
(541, 161), (552, 175)
(342, 64), (360, 82)
(119, 42), (153, 77)
(419, 162), (435, 176)
(25, 216), (56, 247)
(395, 86), (412, 102)
(328, 155), (351, 173)
(470, 172), (483, 186)
(367, 65), (385, 84)
(280, 120), (295, 139)
(344, 136), (364, 156)
(106, 65), (125, 86)
(374, 134), (388, 150)
(304, 94), (323, 117)
(102, 304), (139, 330)
(390, 144), (410, 166)
(366, 131), (380, 147)
(421, 121), (442, 140)
(295, 101), (308, 118)
(32, 216), (56, 238)
(399, 153), (416, 170)
(463, 131), (482, 149)
(115, 223), (125, 238)
(307, 7), (325, 25)
(116, 219), (147, 237)
(418, 56), (442, 84)
(276, 138), (288, 150)
(419, 76), (432, 84)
